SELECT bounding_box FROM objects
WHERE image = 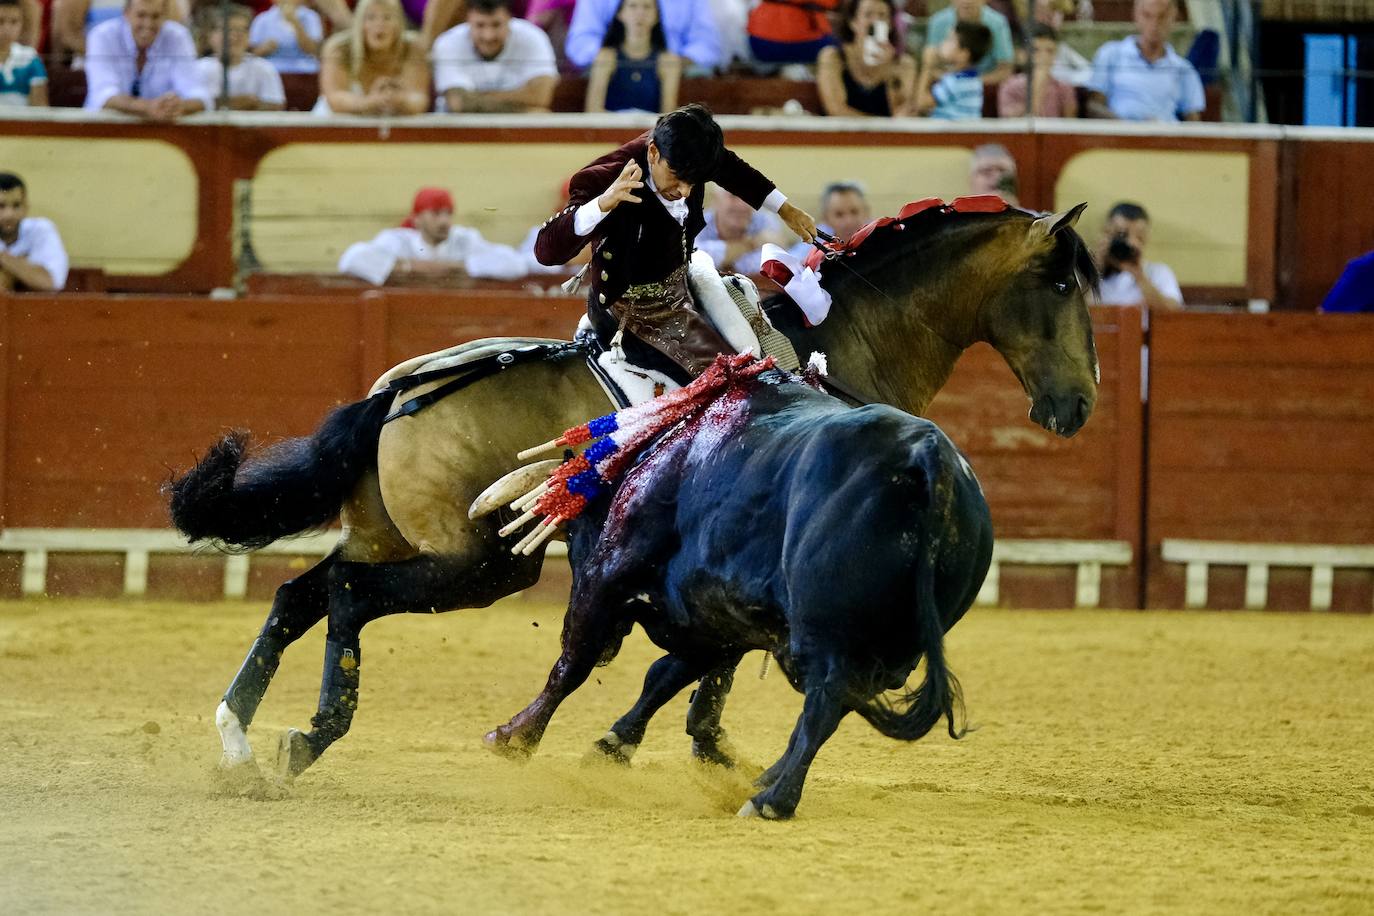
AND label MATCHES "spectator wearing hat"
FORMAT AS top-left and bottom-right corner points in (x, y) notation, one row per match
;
(338, 187), (534, 284)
